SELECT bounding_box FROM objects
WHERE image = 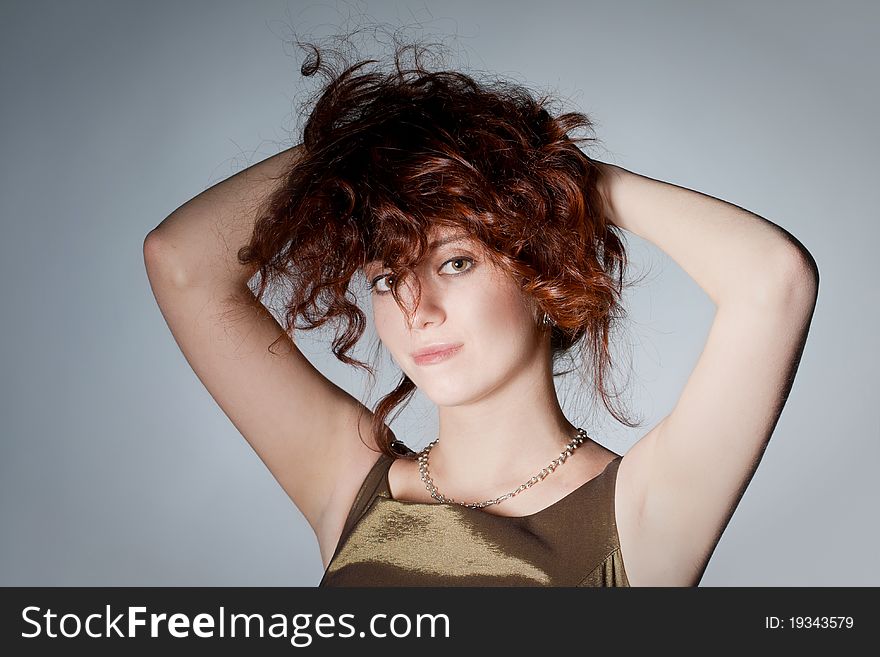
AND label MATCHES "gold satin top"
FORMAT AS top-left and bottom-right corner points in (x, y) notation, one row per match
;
(319, 448), (630, 587)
